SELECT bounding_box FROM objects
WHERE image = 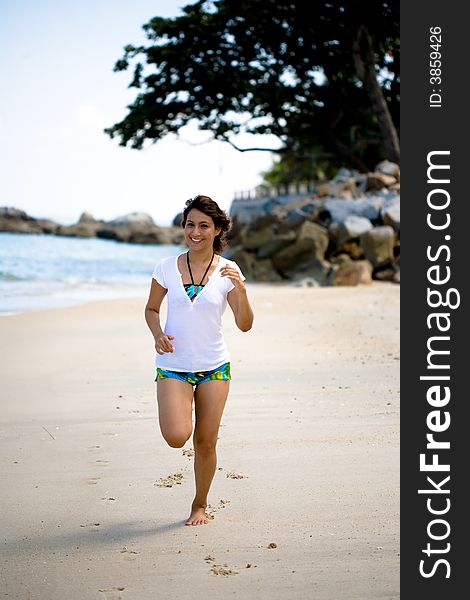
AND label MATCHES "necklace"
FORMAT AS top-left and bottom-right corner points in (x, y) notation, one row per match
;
(186, 250), (214, 298)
